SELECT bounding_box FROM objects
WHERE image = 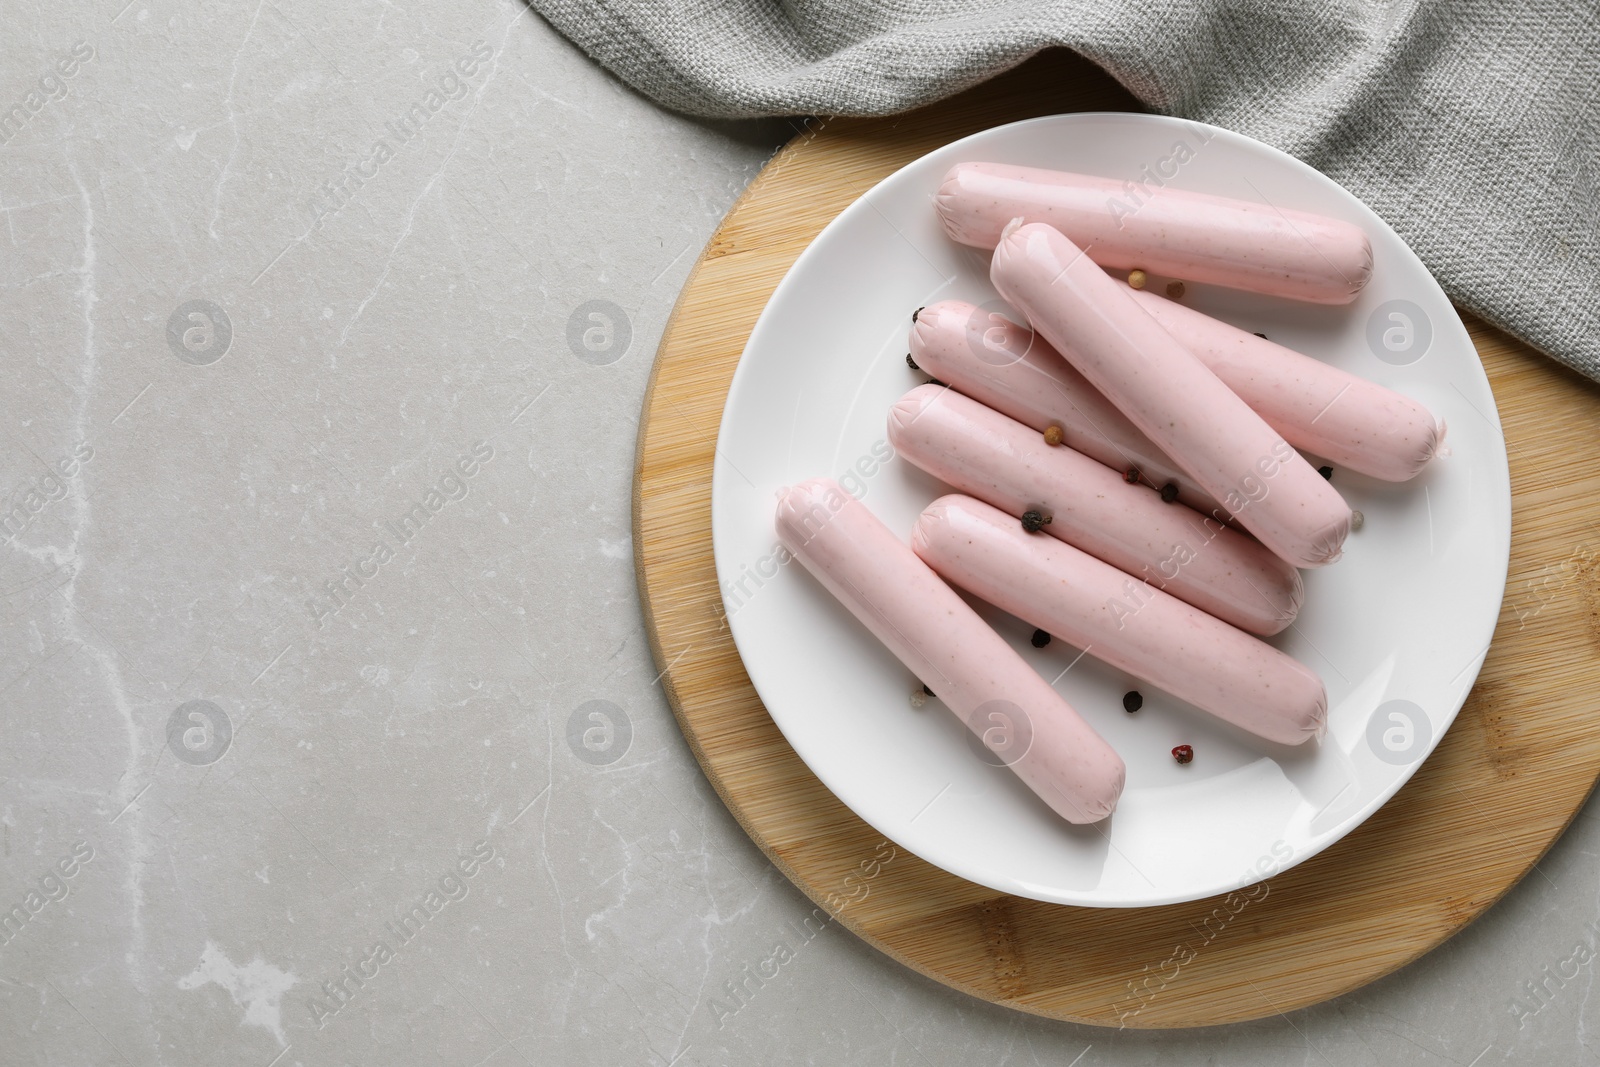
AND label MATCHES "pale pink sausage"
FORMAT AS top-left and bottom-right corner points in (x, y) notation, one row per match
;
(936, 162), (1373, 305)
(1126, 289), (1445, 481)
(887, 385), (1303, 636)
(991, 223), (1352, 568)
(774, 478), (1124, 823)
(909, 300), (1219, 513)
(912, 495), (1326, 747)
